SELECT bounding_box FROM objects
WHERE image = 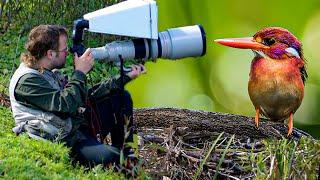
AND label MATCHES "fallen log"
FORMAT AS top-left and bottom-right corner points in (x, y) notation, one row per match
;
(133, 108), (316, 179)
(133, 107), (312, 140)
(1, 91), (312, 139)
